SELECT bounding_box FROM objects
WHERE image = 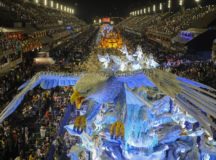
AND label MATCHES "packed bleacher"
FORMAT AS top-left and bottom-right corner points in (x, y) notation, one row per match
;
(0, 0), (85, 28)
(48, 26), (98, 72)
(147, 5), (216, 36)
(118, 5), (216, 50)
(0, 86), (74, 160)
(0, 24), (97, 116)
(123, 30), (216, 89)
